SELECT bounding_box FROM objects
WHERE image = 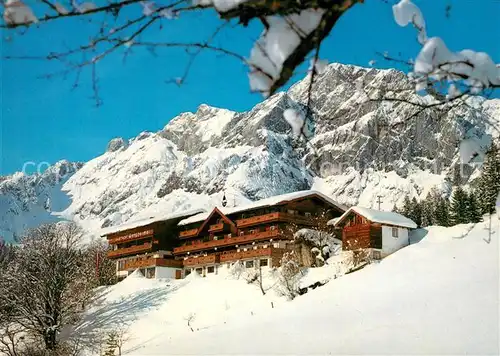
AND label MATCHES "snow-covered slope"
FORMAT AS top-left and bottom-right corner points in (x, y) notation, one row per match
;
(76, 216), (499, 355)
(1, 63), (499, 241)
